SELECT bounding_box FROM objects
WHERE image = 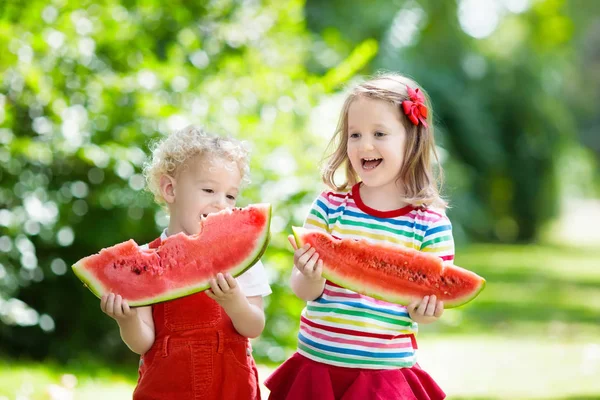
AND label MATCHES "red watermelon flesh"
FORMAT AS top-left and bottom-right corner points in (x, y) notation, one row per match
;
(293, 227), (485, 308)
(72, 204), (271, 306)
